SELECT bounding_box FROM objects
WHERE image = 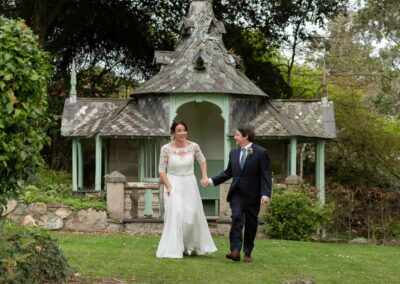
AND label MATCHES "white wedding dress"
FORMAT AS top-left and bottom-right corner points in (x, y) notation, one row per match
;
(156, 142), (217, 258)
